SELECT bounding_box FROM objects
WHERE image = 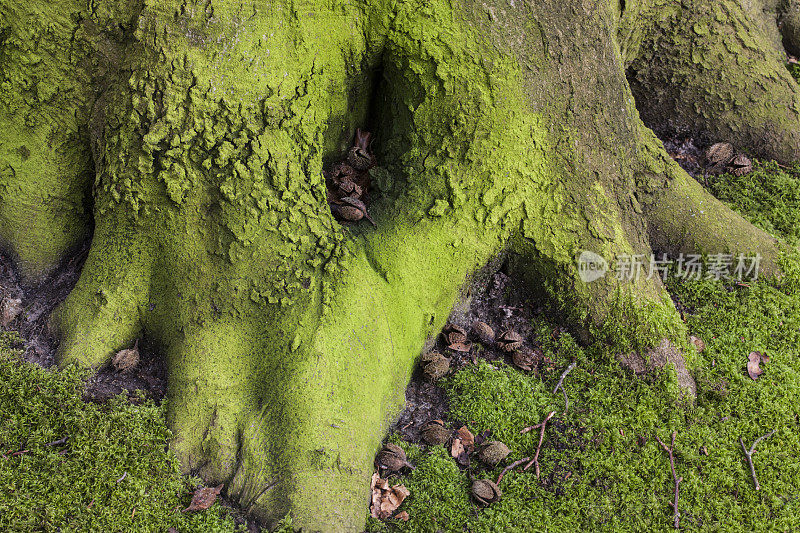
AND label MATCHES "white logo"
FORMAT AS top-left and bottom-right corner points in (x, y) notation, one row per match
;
(578, 251), (608, 283)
